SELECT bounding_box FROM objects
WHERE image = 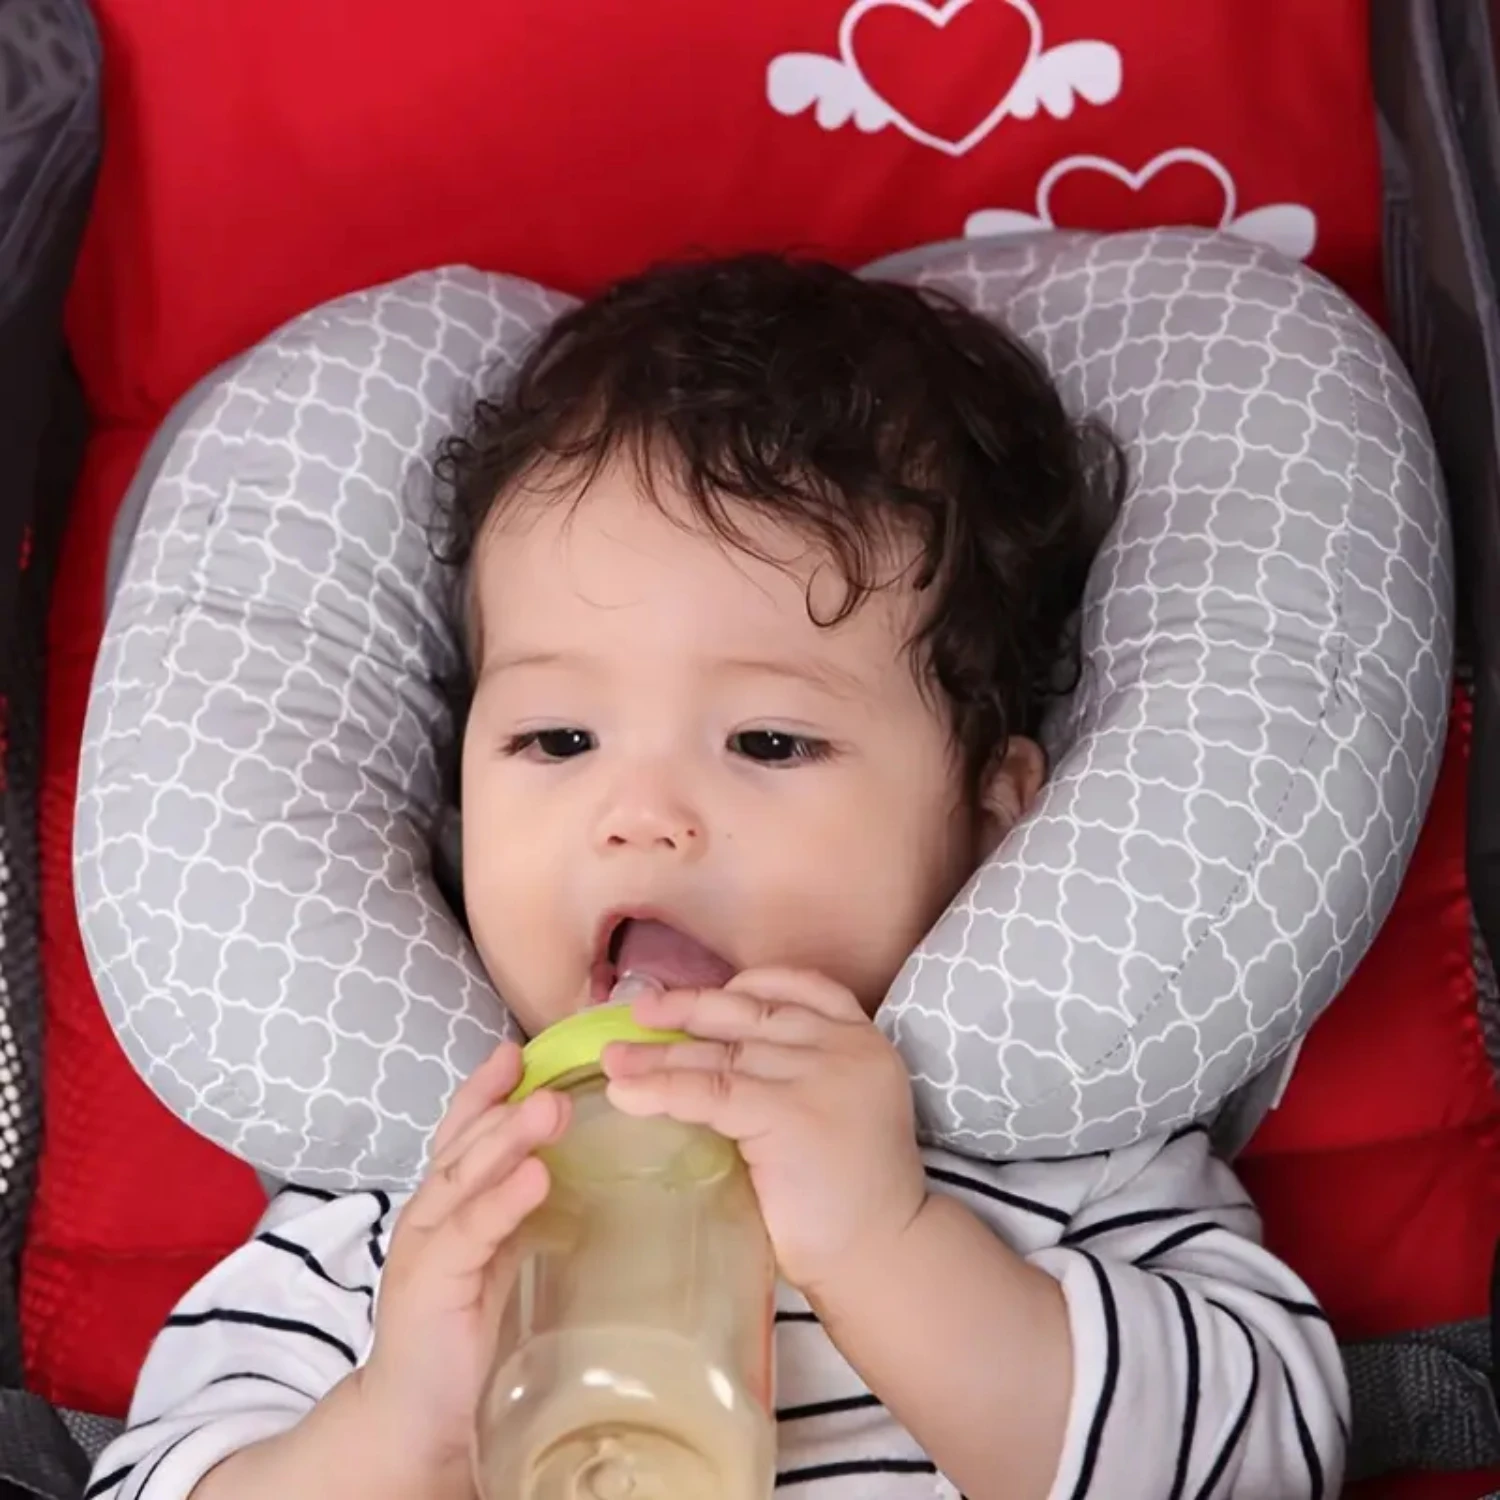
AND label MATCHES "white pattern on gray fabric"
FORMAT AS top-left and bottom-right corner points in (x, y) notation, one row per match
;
(74, 232), (1453, 1187)
(76, 271), (566, 1183)
(869, 234), (1454, 1154)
